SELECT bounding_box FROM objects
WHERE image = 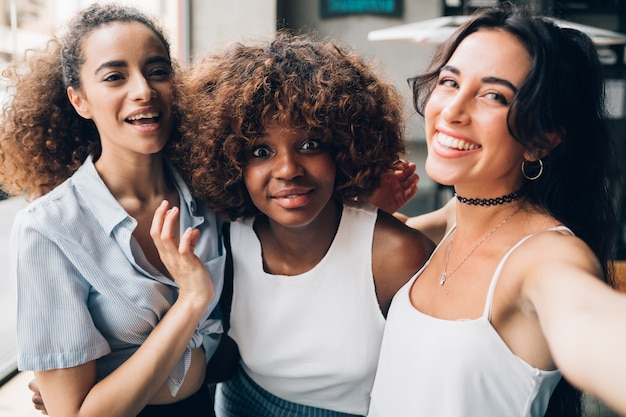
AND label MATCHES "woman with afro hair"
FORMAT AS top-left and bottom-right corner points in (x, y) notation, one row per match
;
(171, 32), (434, 417)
